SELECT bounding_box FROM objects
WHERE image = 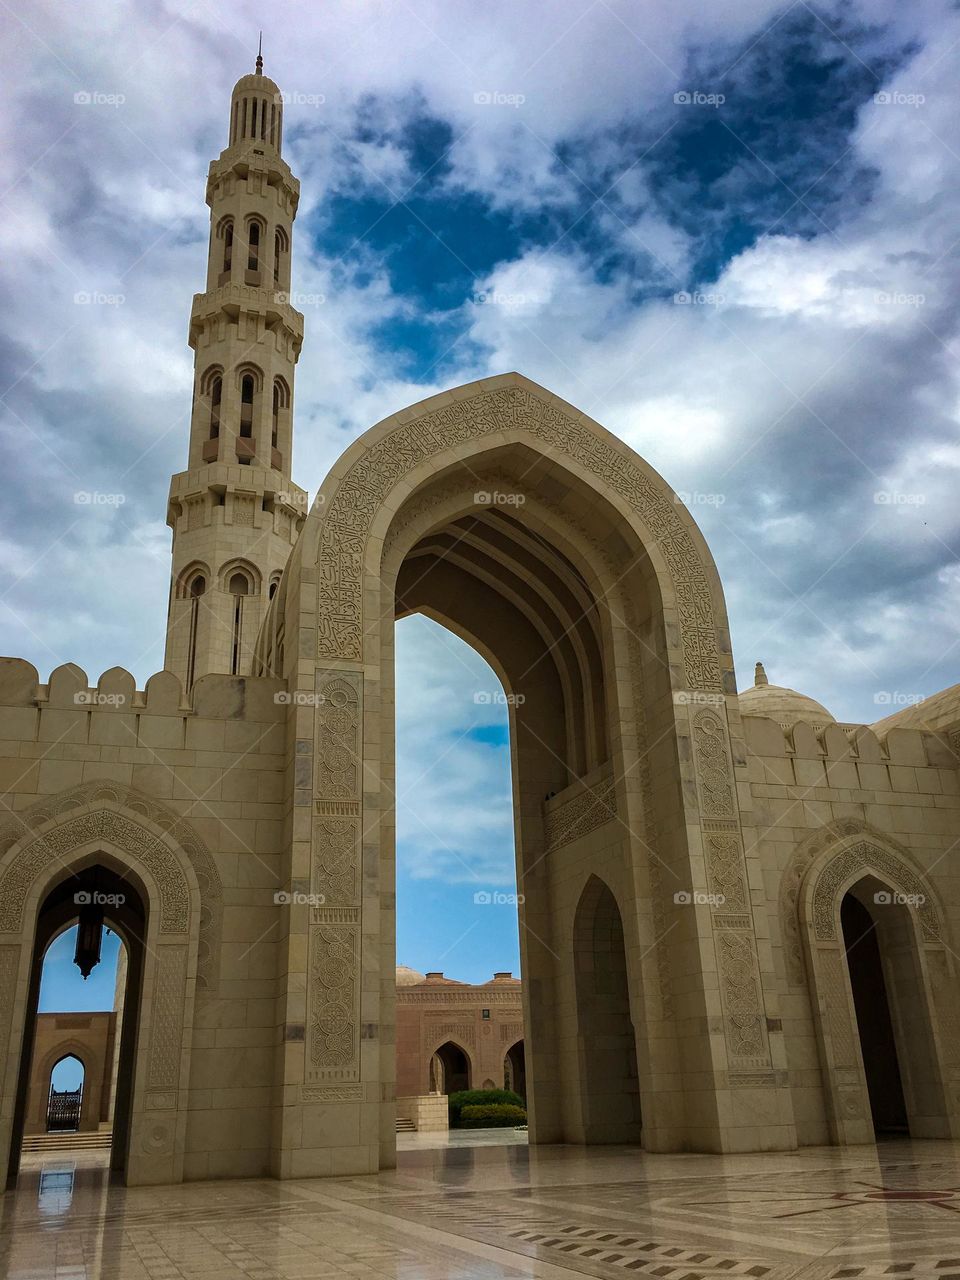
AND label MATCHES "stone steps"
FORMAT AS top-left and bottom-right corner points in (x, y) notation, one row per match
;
(22, 1131), (112, 1153)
